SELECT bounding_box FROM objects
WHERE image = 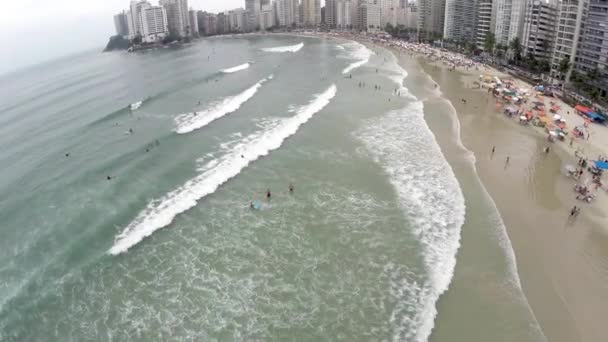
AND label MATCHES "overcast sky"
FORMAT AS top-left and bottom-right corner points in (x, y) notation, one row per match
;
(0, 0), (295, 75)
